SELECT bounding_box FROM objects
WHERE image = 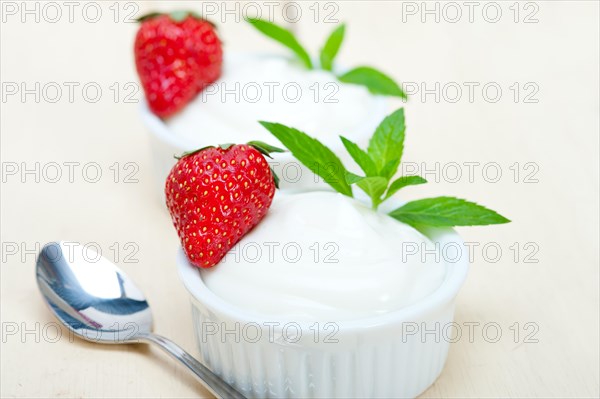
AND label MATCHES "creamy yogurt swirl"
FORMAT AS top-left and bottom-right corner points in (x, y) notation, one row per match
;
(166, 53), (380, 147)
(200, 191), (447, 322)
